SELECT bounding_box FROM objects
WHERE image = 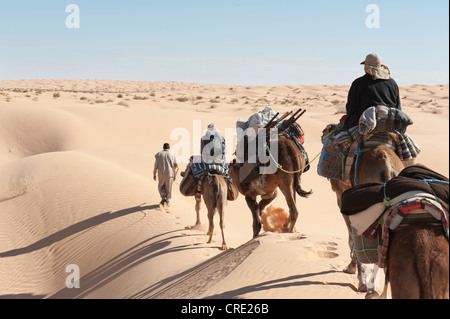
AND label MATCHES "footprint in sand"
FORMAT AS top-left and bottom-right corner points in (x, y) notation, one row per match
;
(313, 241), (339, 259)
(315, 251), (339, 259)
